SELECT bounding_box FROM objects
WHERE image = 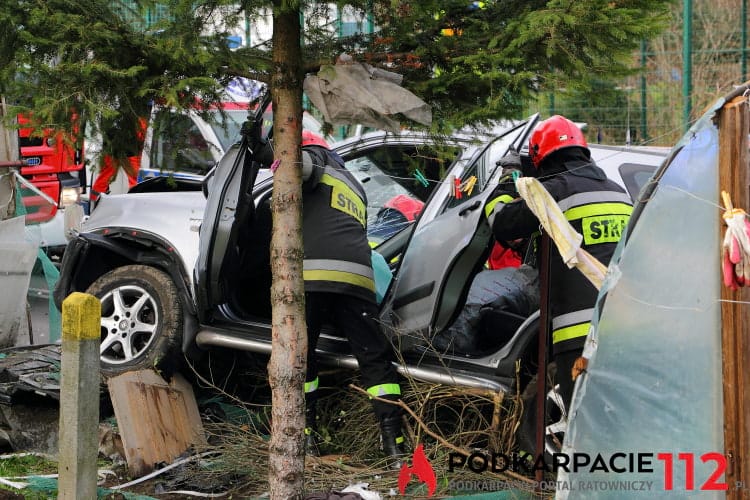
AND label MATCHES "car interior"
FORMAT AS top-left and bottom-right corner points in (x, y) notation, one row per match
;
(218, 144), (534, 361)
(222, 143), (462, 320)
